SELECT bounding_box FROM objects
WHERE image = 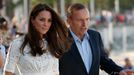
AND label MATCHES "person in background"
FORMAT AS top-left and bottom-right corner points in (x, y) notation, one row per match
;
(0, 35), (6, 75)
(3, 3), (71, 75)
(0, 52), (4, 75)
(0, 16), (10, 51)
(124, 58), (134, 70)
(10, 25), (17, 39)
(0, 16), (8, 75)
(0, 16), (8, 31)
(59, 3), (134, 75)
